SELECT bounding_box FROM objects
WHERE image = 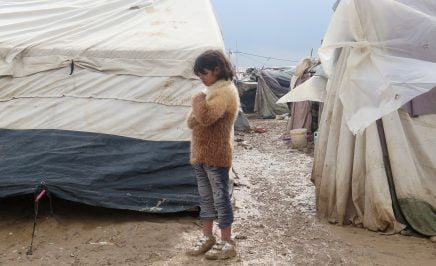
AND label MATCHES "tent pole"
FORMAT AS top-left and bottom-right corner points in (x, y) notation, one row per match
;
(26, 189), (45, 255)
(26, 182), (53, 255)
